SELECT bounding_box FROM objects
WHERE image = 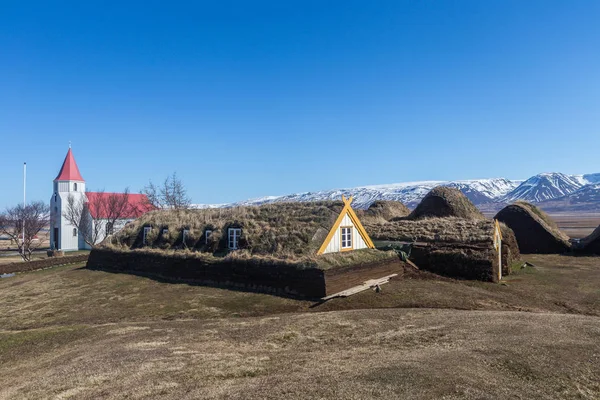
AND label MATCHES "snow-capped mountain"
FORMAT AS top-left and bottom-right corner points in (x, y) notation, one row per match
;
(225, 178), (521, 209)
(565, 183), (600, 202)
(584, 173), (600, 184)
(536, 183), (600, 212)
(502, 173), (589, 203)
(192, 172), (600, 211)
